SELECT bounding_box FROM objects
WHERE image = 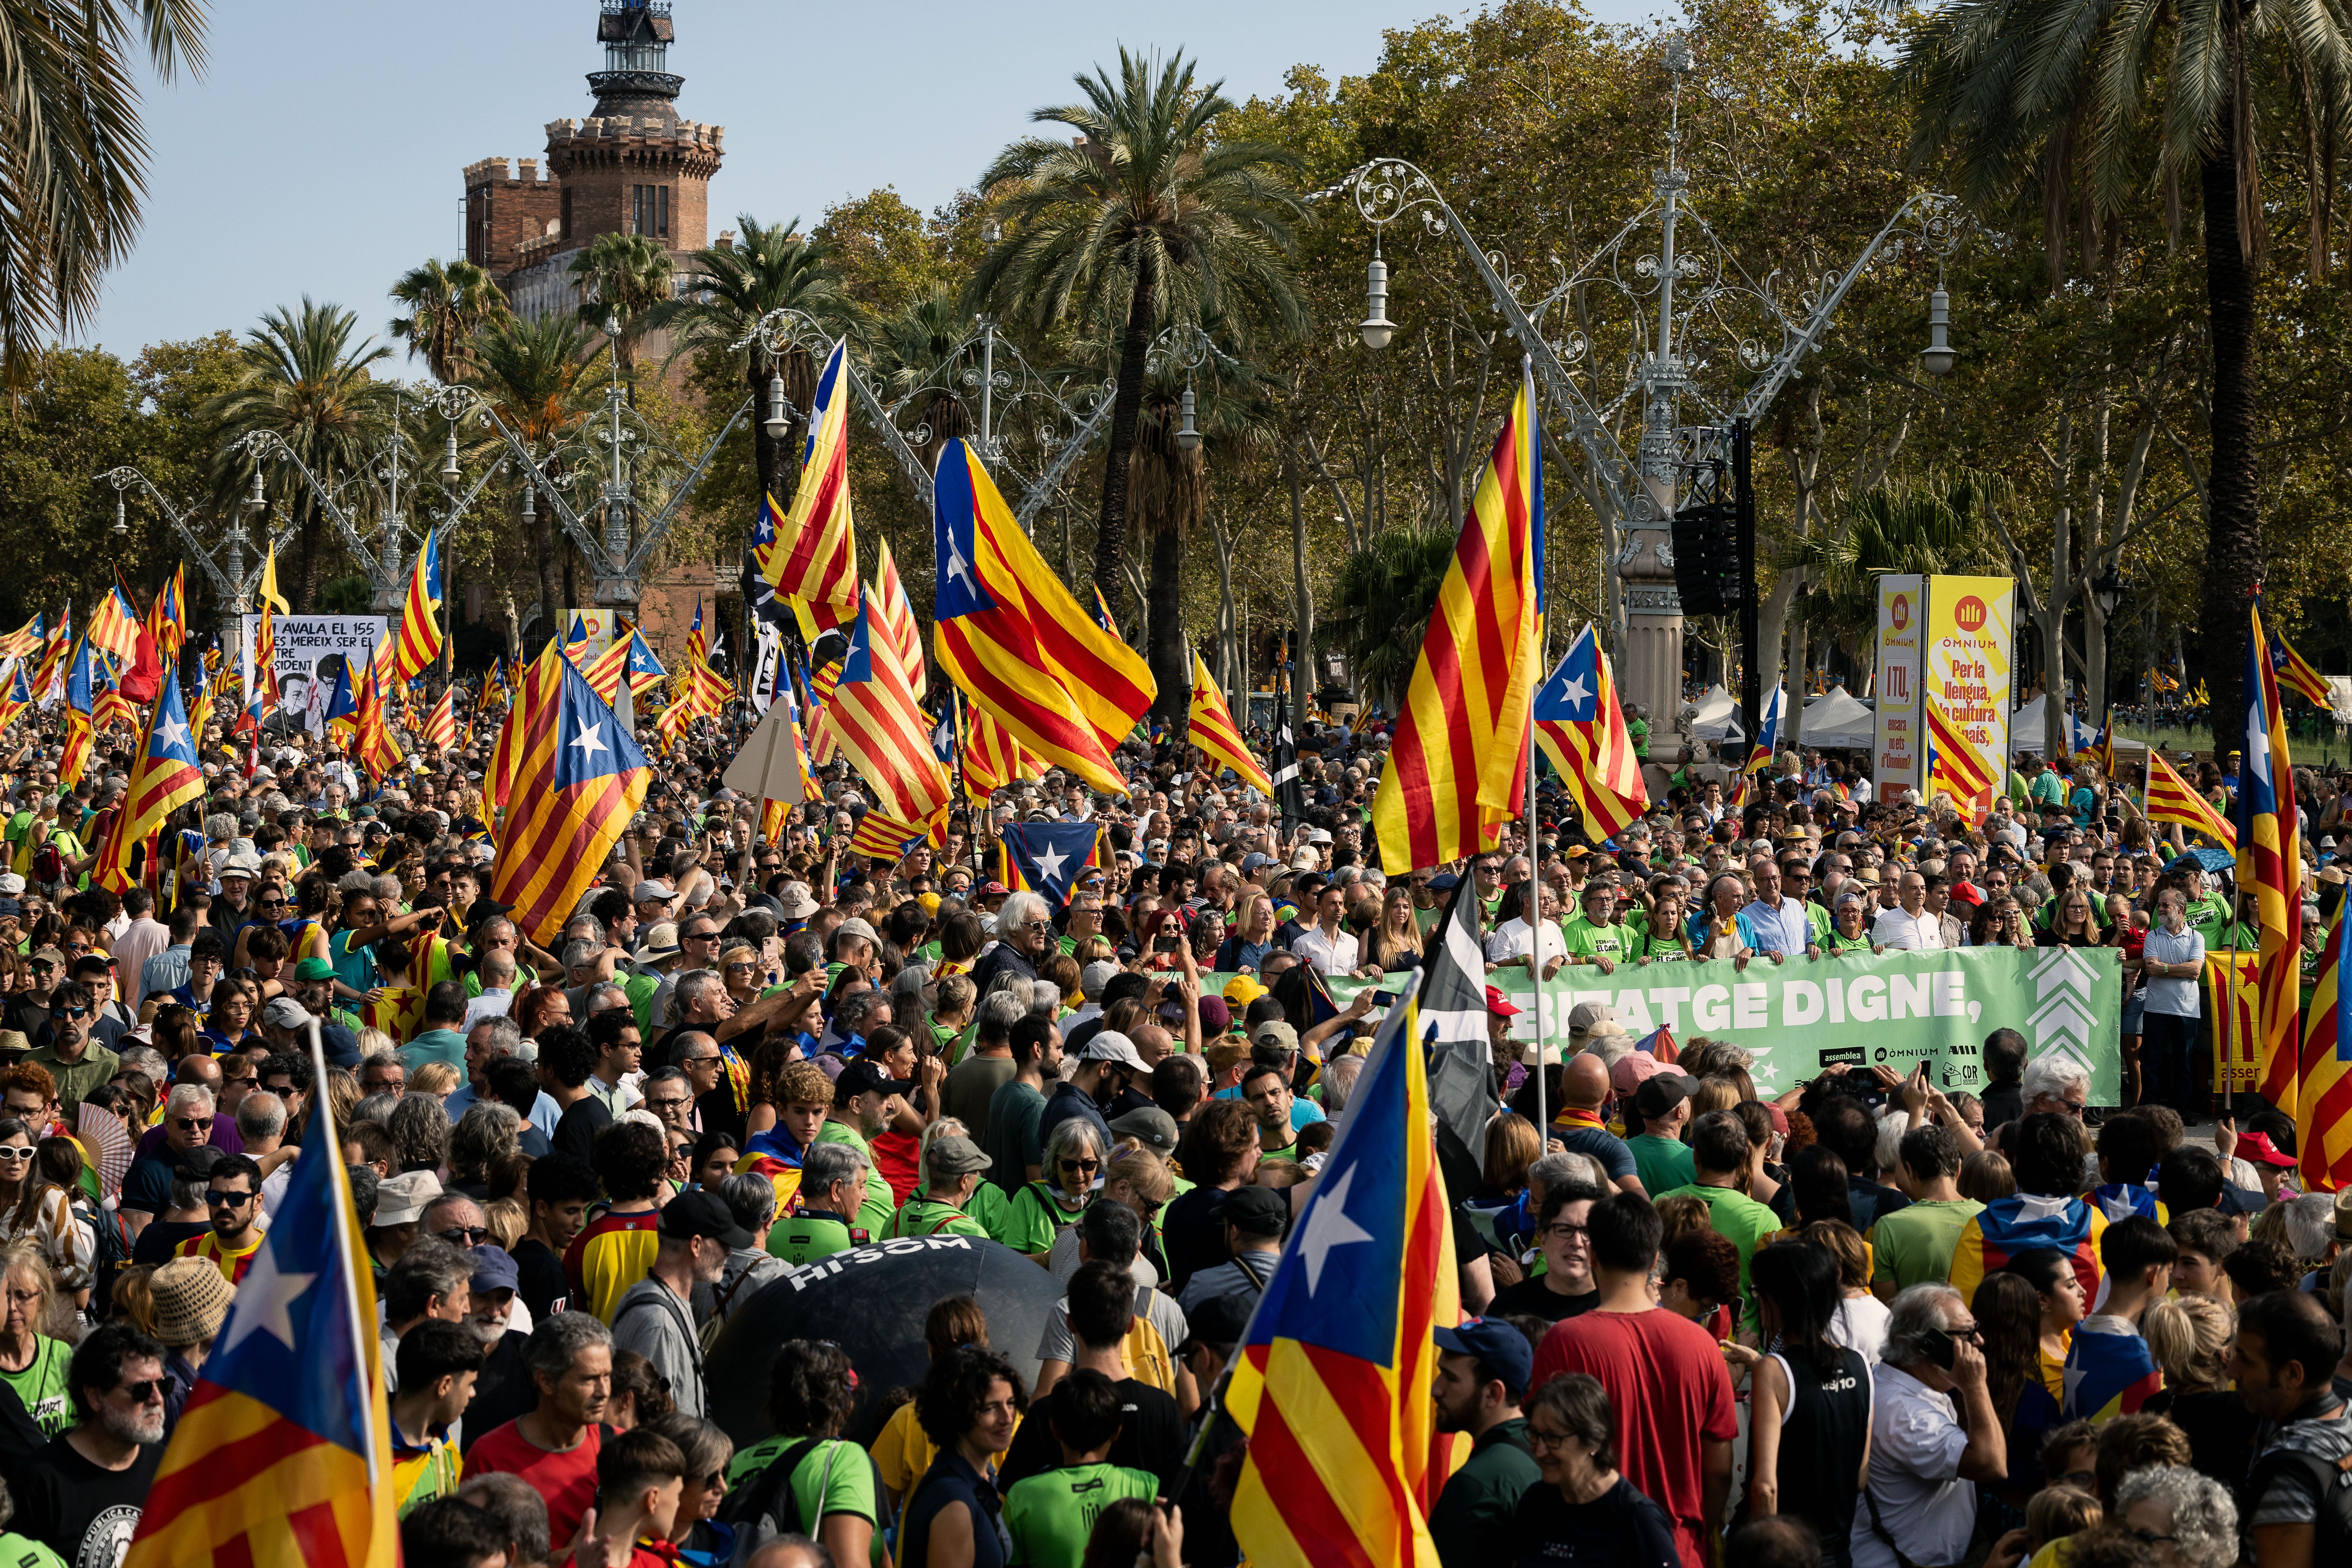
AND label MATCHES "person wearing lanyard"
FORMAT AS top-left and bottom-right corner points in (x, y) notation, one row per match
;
(1740, 855), (1821, 963)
